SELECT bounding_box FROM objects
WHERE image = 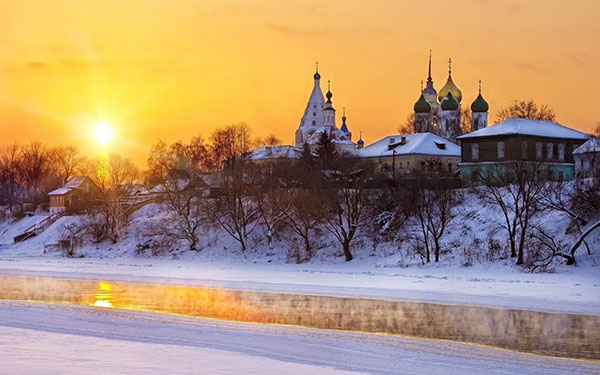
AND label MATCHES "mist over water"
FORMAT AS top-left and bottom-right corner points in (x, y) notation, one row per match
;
(1, 274), (598, 360)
